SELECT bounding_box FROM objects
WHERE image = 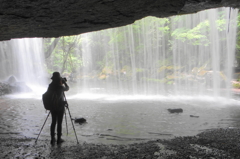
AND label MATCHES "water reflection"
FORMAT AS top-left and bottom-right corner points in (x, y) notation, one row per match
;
(0, 94), (240, 144)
